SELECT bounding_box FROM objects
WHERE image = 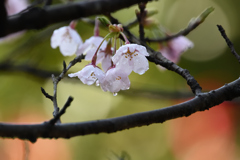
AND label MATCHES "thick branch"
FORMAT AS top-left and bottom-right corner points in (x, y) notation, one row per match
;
(0, 78), (239, 143)
(2, 0), (152, 37)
